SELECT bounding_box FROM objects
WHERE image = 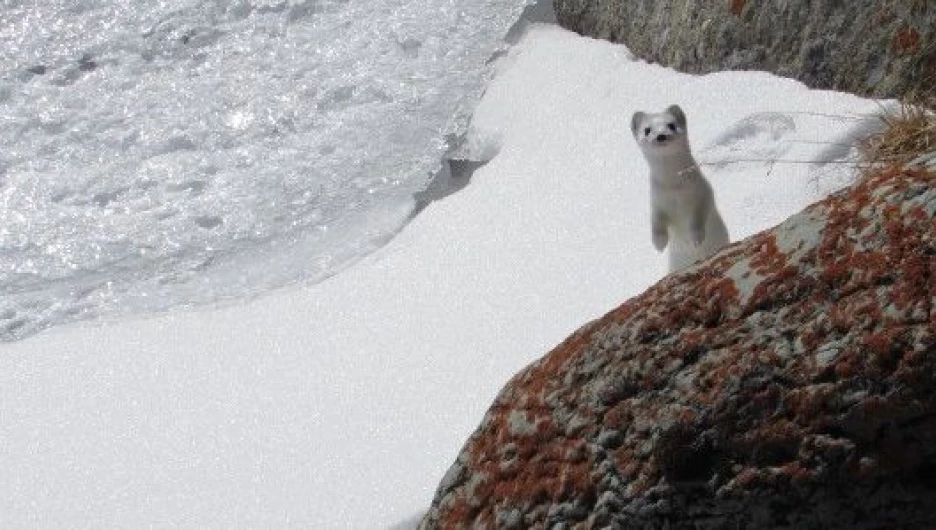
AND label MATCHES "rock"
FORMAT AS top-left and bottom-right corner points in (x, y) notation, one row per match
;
(420, 167), (936, 529)
(912, 151), (936, 170)
(552, 0), (936, 99)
